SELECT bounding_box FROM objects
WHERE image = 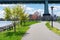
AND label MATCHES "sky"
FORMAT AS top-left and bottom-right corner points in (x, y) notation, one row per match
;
(0, 4), (60, 18)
